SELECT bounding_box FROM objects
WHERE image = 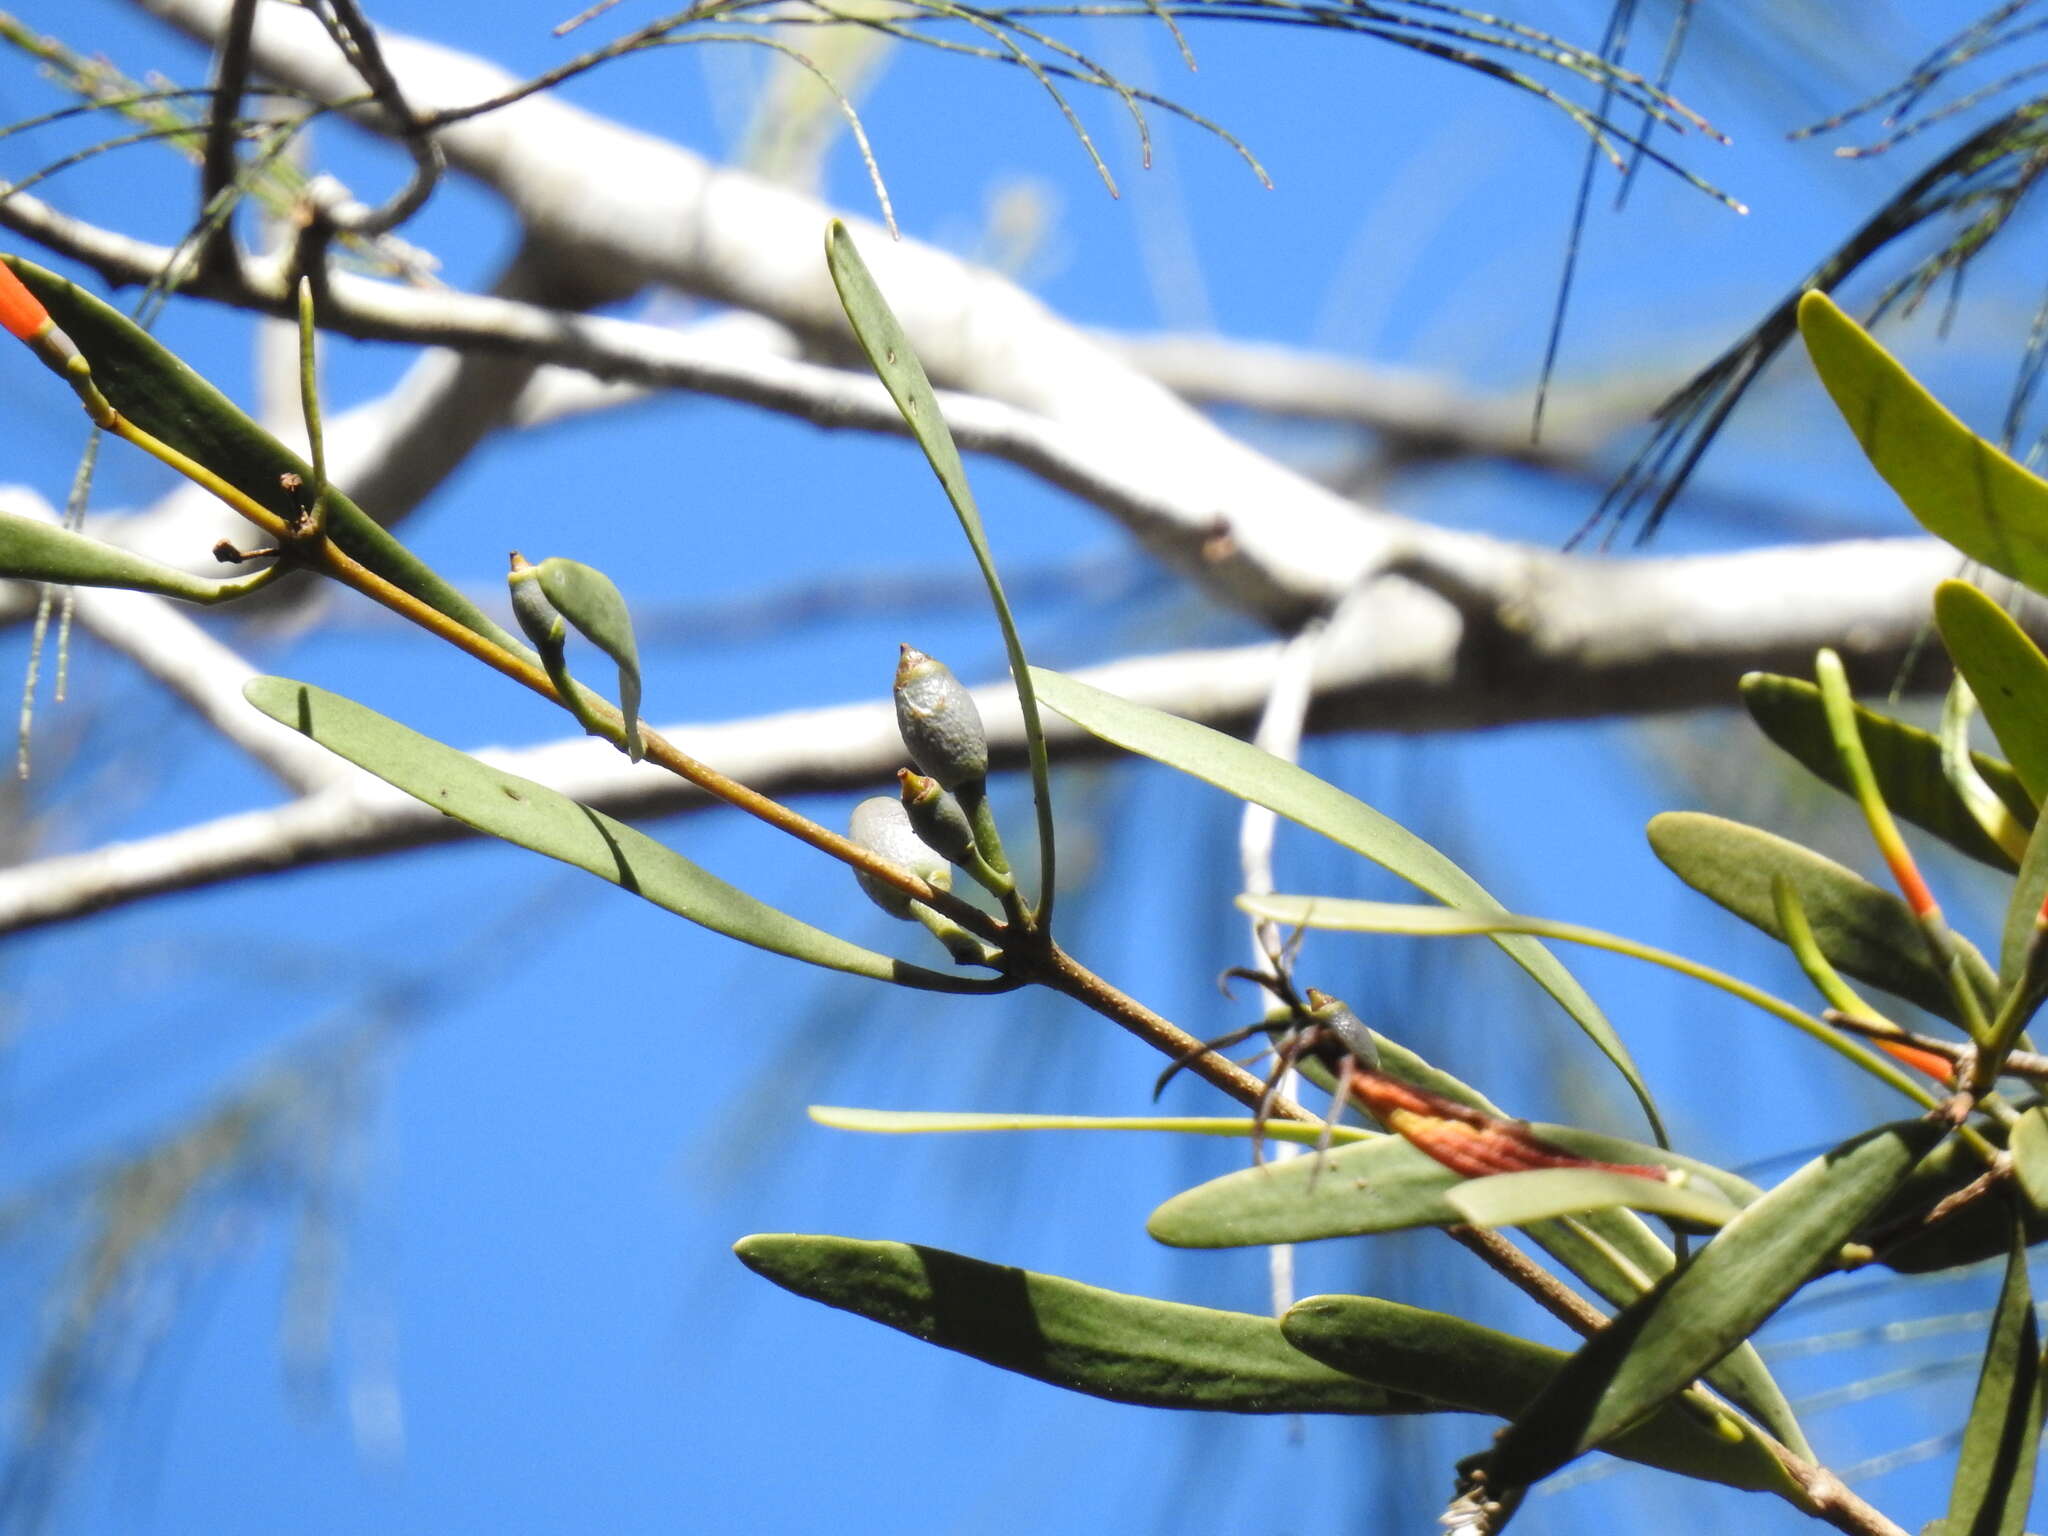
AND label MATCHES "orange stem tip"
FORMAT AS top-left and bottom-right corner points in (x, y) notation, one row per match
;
(1875, 1039), (1955, 1084)
(0, 260), (50, 342)
(1884, 845), (1938, 921)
